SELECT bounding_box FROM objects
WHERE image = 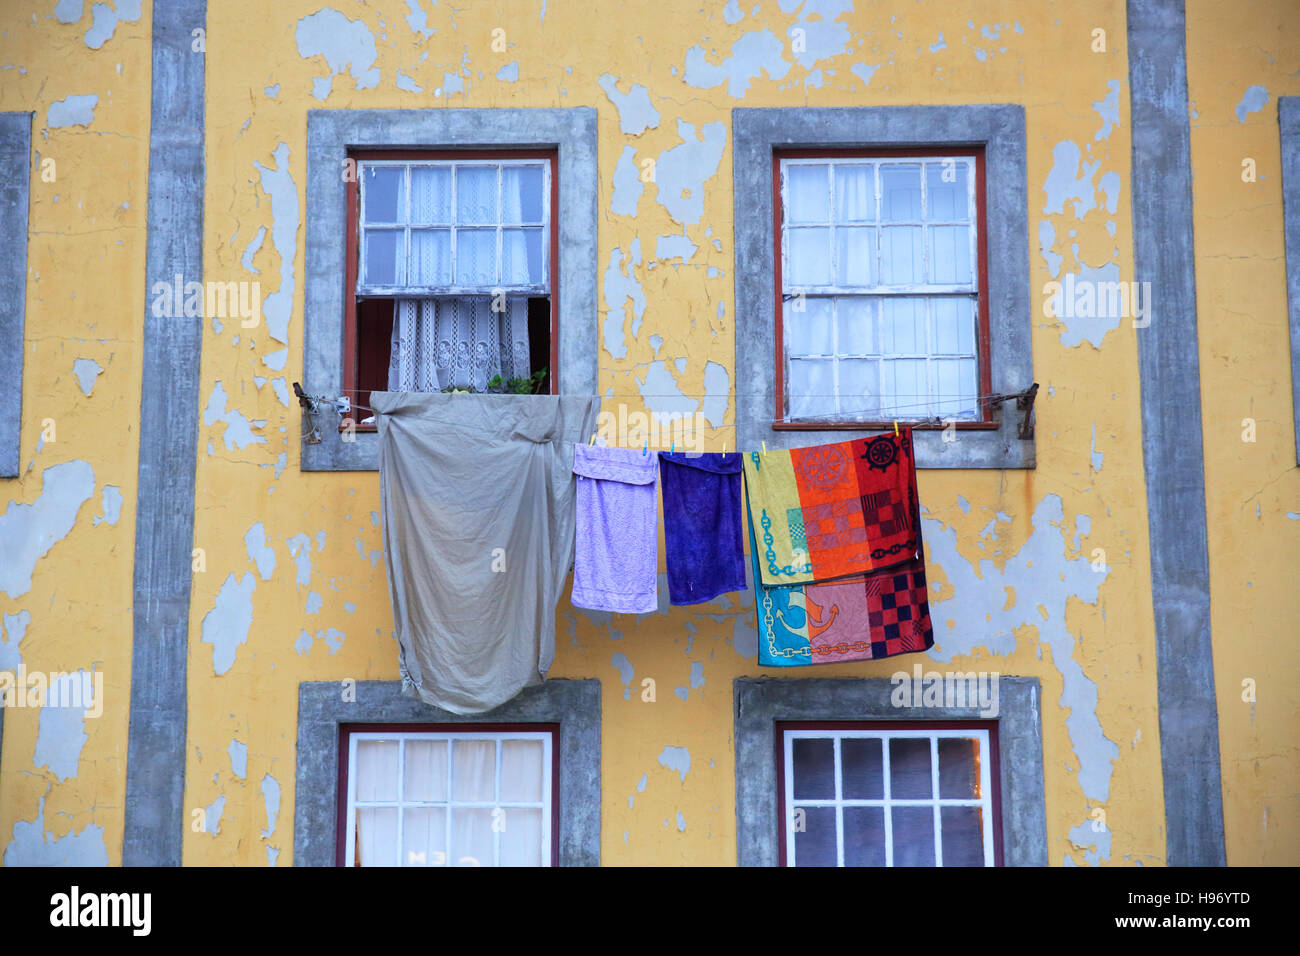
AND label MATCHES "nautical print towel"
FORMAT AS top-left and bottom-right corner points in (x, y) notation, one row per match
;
(742, 430), (918, 587)
(747, 432), (934, 666)
(571, 444), (660, 613)
(659, 452), (747, 605)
